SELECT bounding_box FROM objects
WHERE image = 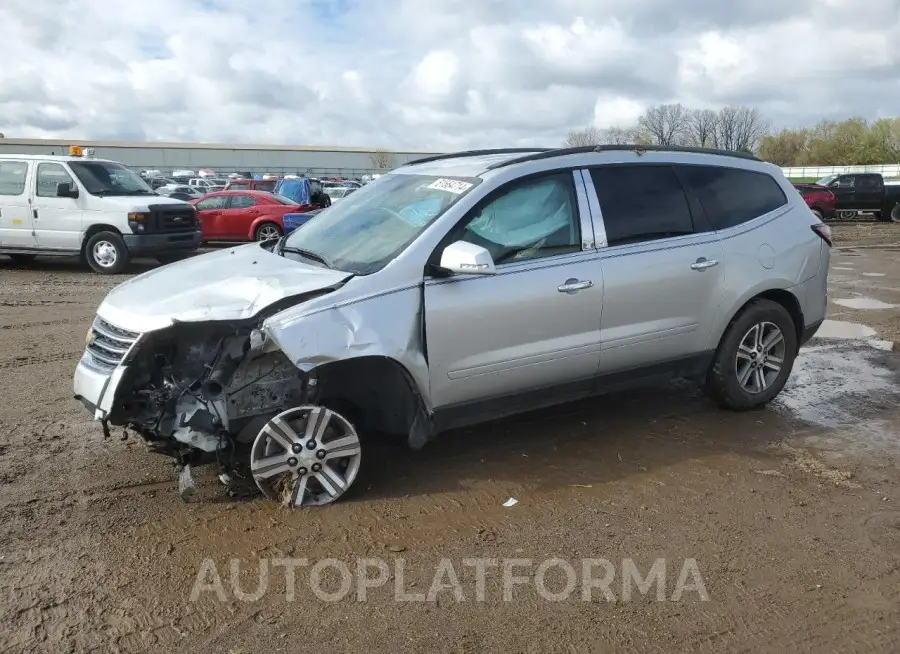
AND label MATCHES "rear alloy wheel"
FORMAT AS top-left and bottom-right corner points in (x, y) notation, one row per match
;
(85, 231), (129, 274)
(250, 406), (362, 508)
(704, 299), (798, 410)
(254, 223), (282, 242)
